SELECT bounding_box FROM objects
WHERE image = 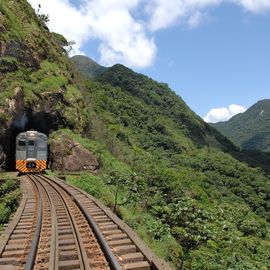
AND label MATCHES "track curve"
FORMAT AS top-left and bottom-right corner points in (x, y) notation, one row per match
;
(0, 174), (172, 270)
